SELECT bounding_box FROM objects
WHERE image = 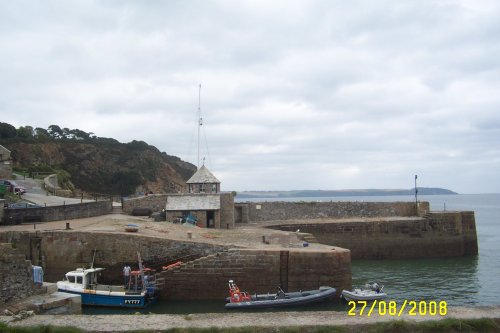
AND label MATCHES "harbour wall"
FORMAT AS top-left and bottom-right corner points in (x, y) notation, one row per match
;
(1, 200), (112, 225)
(122, 194), (168, 214)
(234, 201), (429, 223)
(0, 243), (35, 304)
(0, 231), (227, 282)
(0, 231), (351, 301)
(269, 211), (478, 259)
(158, 248), (351, 300)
